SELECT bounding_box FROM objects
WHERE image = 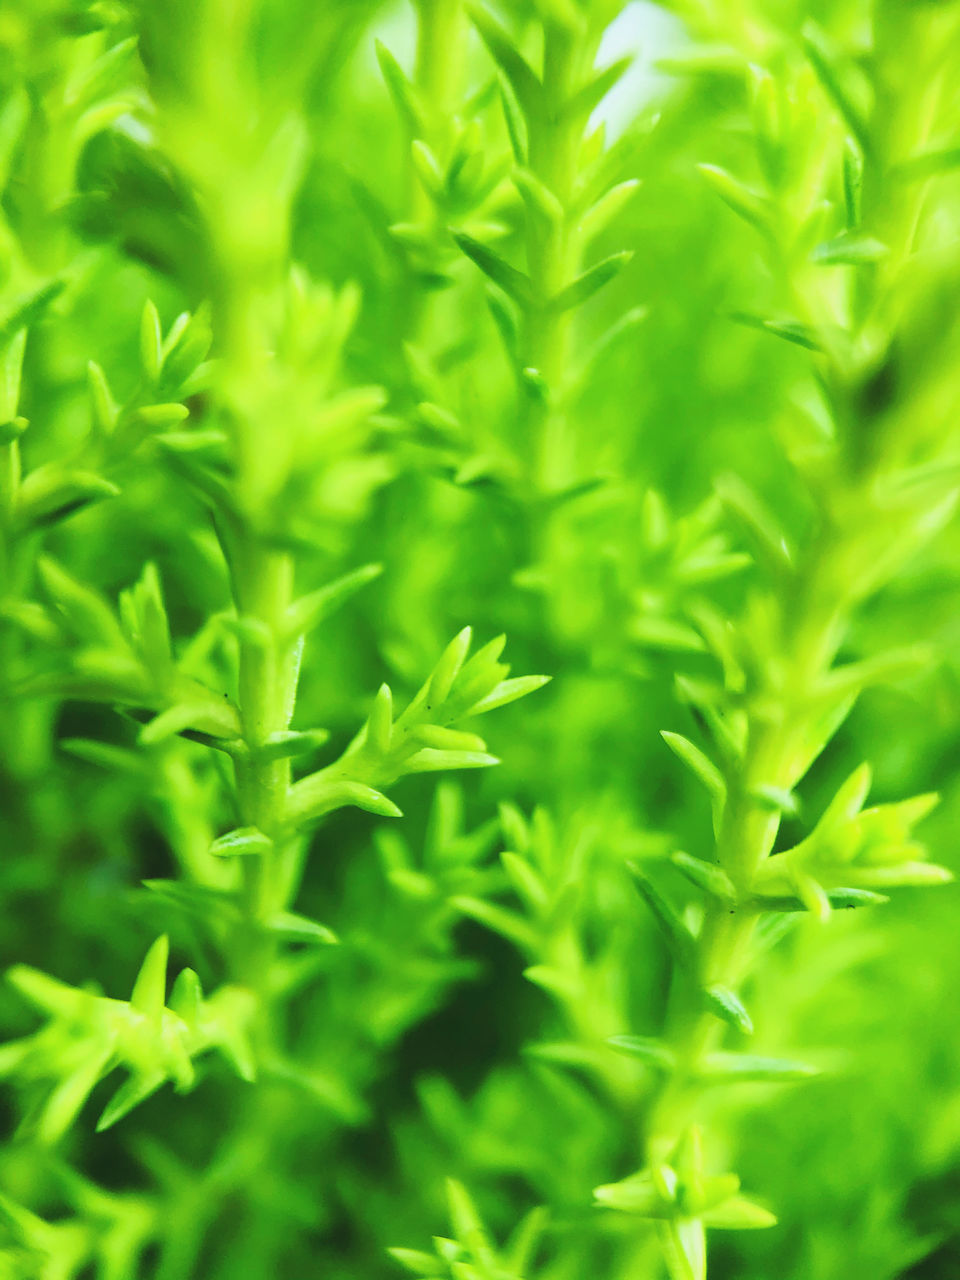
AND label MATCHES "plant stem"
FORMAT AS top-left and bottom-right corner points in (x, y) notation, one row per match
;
(231, 541), (298, 921)
(412, 0), (465, 214)
(521, 21), (596, 494)
(407, 0), (467, 346)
